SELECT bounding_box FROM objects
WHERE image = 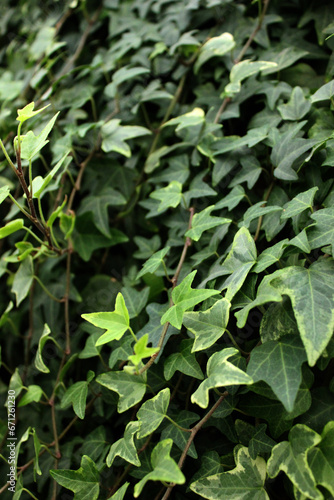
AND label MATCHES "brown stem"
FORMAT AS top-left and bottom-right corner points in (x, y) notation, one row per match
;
(63, 240), (73, 355)
(253, 181), (274, 242)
